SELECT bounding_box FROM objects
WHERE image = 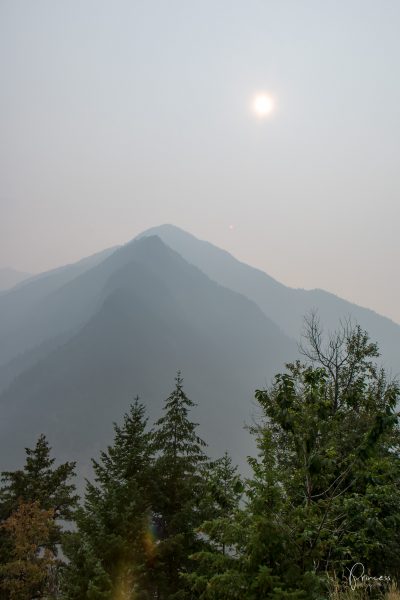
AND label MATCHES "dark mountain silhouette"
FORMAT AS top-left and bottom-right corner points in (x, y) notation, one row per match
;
(0, 236), (295, 472)
(140, 225), (400, 376)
